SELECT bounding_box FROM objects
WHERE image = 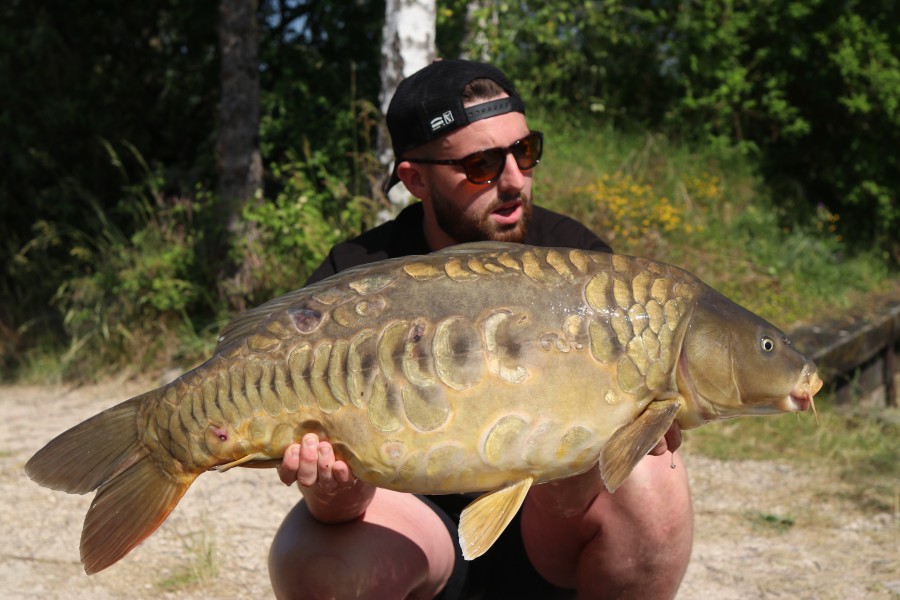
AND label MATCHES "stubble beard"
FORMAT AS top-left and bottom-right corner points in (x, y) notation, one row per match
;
(430, 187), (533, 244)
